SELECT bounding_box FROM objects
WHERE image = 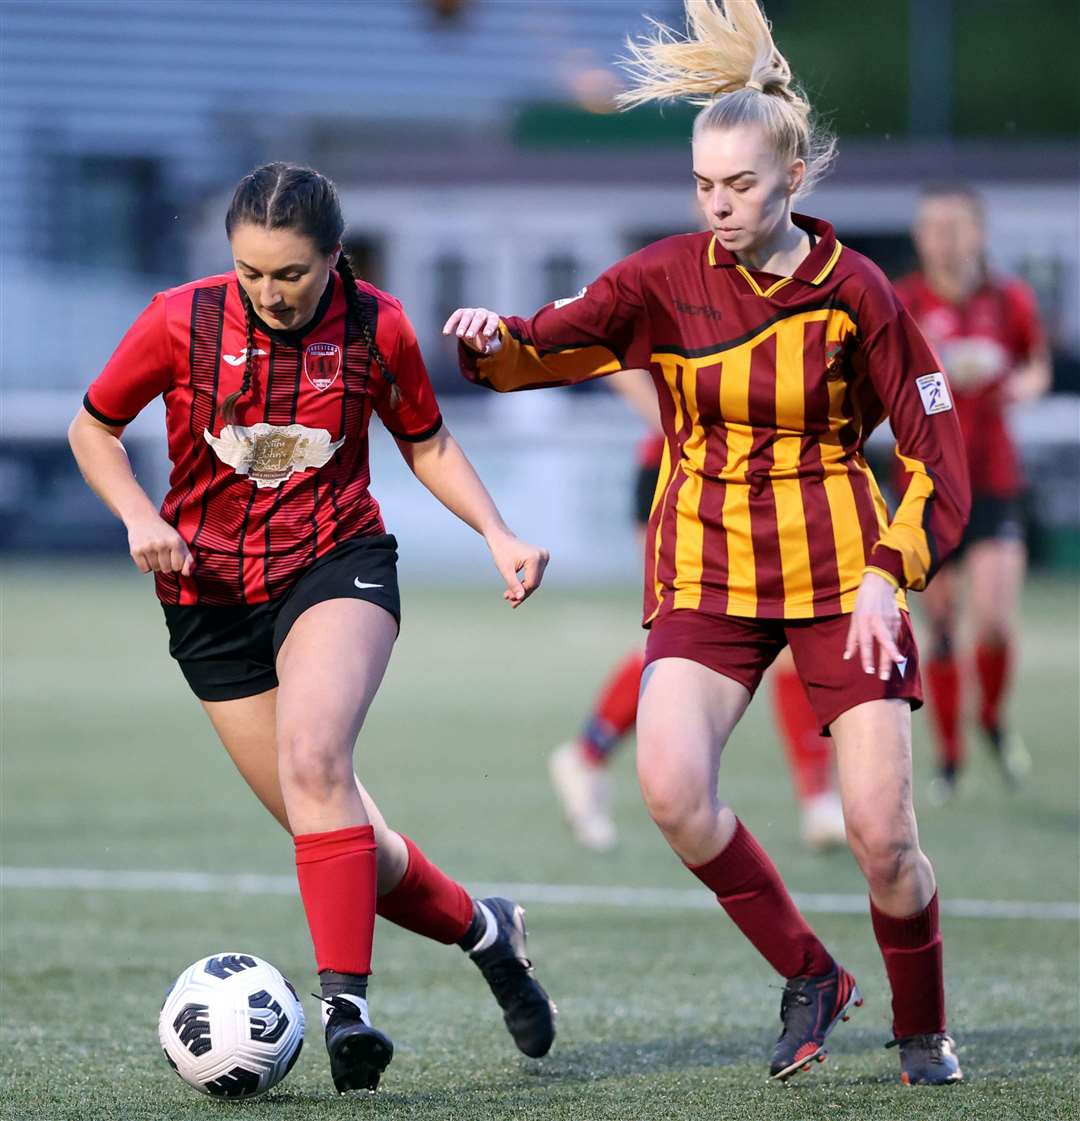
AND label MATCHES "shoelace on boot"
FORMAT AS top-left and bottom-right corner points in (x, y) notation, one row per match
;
(312, 993), (366, 1022)
(885, 1032), (947, 1061)
(778, 981), (813, 1028)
